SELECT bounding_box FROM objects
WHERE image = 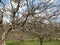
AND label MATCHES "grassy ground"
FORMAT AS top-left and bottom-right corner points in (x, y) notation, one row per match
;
(6, 40), (60, 45)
